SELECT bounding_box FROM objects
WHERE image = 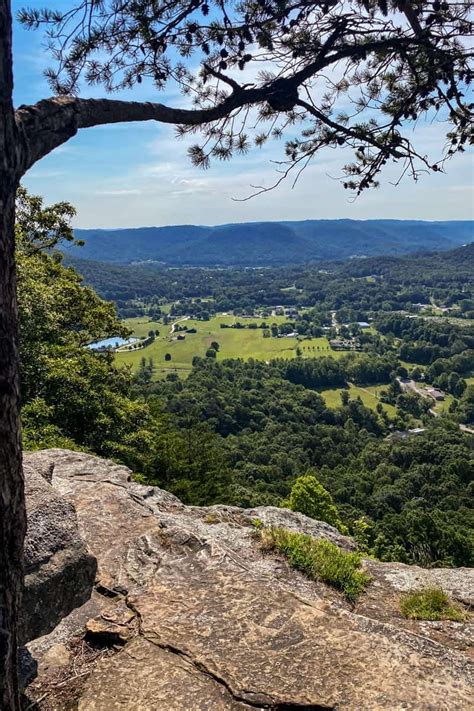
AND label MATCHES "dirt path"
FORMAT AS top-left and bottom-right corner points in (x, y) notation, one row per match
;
(170, 315), (190, 335)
